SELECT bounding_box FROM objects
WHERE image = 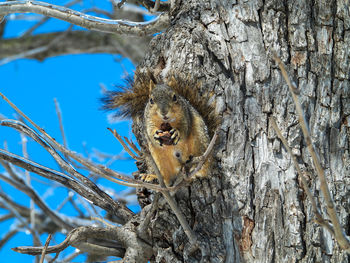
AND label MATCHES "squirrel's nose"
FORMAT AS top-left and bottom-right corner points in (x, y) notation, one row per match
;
(162, 115), (169, 121)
